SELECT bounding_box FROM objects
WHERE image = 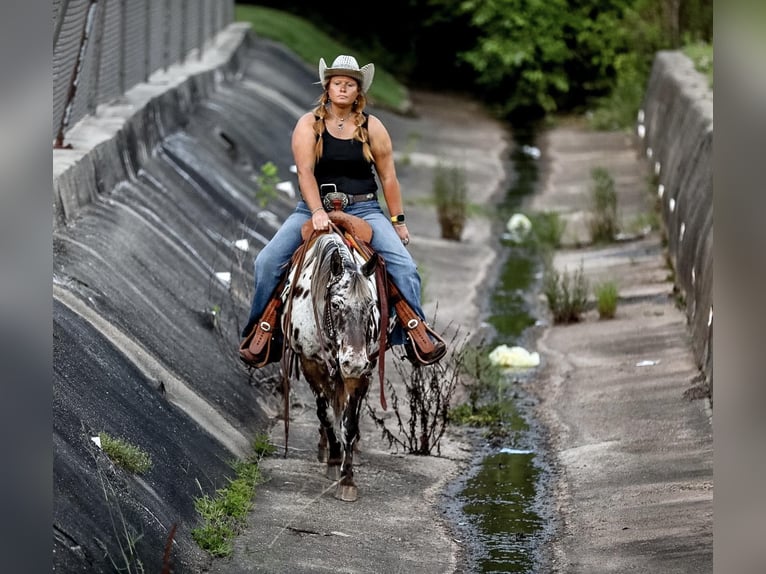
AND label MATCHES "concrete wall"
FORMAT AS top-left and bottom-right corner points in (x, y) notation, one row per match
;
(52, 24), (318, 572)
(639, 51), (714, 393)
